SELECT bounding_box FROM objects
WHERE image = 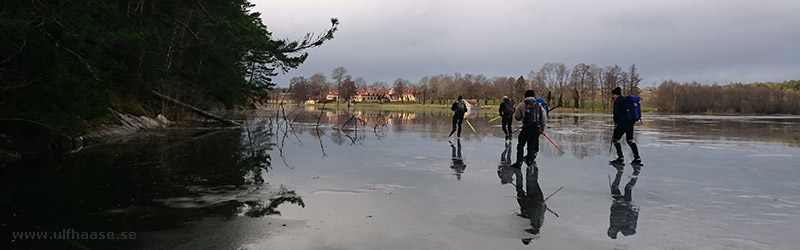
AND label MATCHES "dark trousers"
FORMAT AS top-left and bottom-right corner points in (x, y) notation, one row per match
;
(612, 121), (640, 159)
(501, 116), (513, 136)
(451, 115), (464, 137)
(517, 127), (540, 164)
